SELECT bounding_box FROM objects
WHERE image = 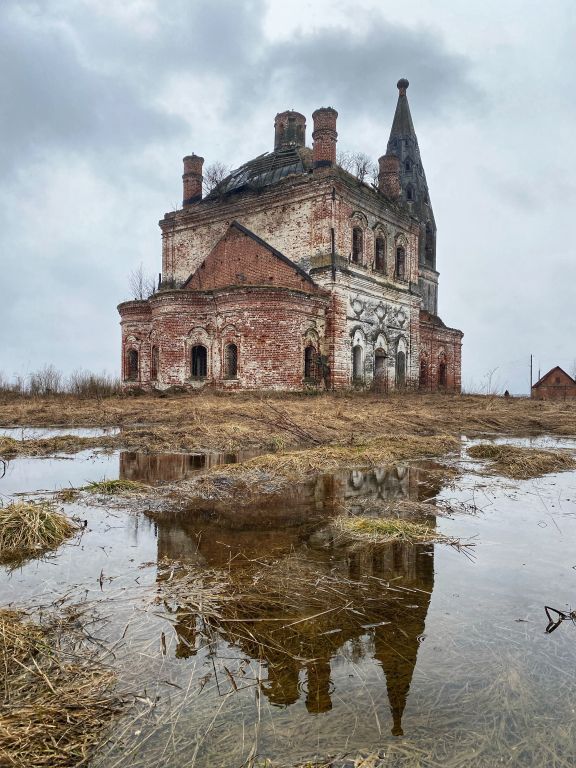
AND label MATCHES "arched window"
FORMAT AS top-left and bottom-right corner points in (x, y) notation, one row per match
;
(352, 345), (363, 381)
(151, 346), (159, 380)
(425, 222), (435, 266)
(395, 246), (406, 281)
(374, 348), (387, 375)
(374, 236), (386, 273)
(224, 343), (238, 379)
(304, 345), (317, 380)
(404, 158), (412, 172)
(420, 358), (428, 389)
(396, 351), (406, 387)
(406, 185), (414, 202)
(352, 227), (363, 264)
(127, 349), (139, 381)
(438, 358), (447, 387)
(191, 345), (208, 378)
